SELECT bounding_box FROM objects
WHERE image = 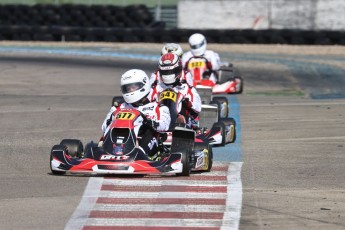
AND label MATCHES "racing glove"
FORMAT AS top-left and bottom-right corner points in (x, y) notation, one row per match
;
(144, 118), (159, 131)
(139, 111), (159, 131)
(182, 98), (198, 119)
(182, 98), (193, 110)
